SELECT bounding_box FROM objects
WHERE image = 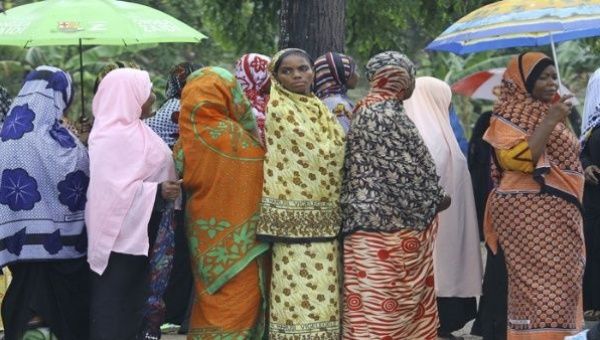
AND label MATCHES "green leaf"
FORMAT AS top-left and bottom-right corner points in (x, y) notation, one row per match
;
(207, 229), (217, 239)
